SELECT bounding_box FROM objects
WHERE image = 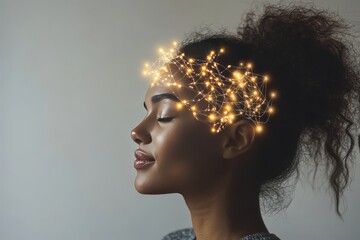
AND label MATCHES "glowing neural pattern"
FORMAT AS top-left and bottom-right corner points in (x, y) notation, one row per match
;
(143, 42), (277, 133)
